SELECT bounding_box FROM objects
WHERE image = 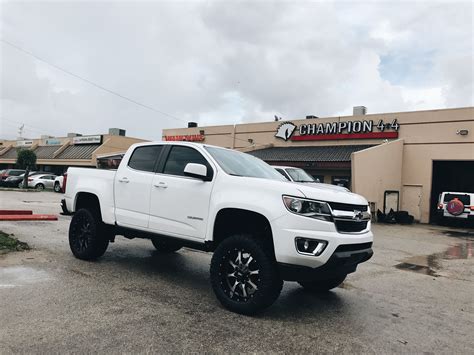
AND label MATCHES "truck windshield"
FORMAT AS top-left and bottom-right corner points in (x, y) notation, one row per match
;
(206, 147), (286, 181)
(286, 168), (315, 183)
